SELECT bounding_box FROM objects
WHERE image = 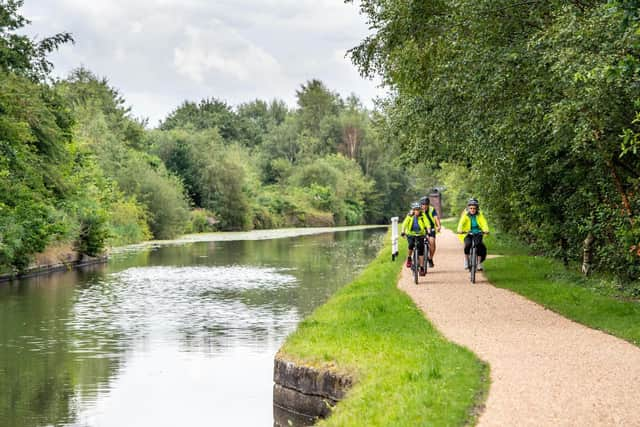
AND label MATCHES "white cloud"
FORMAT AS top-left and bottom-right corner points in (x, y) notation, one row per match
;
(173, 23), (283, 84)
